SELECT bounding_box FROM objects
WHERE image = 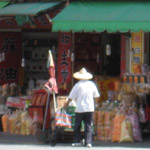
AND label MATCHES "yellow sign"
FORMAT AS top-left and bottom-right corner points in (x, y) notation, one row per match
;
(131, 31), (144, 73)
